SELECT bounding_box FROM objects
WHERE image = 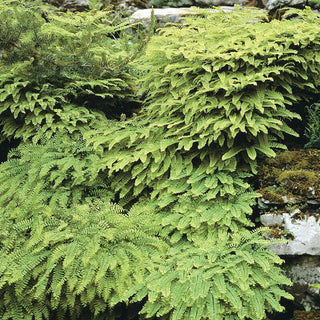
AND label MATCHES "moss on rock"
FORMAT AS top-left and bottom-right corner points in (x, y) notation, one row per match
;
(257, 149), (320, 202)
